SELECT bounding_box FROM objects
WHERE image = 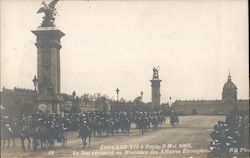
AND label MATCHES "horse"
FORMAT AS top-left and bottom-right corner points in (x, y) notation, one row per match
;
(120, 117), (130, 135)
(19, 124), (33, 151)
(113, 117), (121, 134)
(104, 119), (115, 136)
(157, 113), (166, 126)
(32, 124), (55, 151)
(79, 123), (91, 149)
(170, 115), (179, 127)
(32, 122), (67, 152)
(151, 116), (159, 129)
(144, 116), (150, 132)
(138, 116), (146, 135)
(1, 123), (15, 148)
(92, 116), (103, 137)
(32, 126), (49, 151)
